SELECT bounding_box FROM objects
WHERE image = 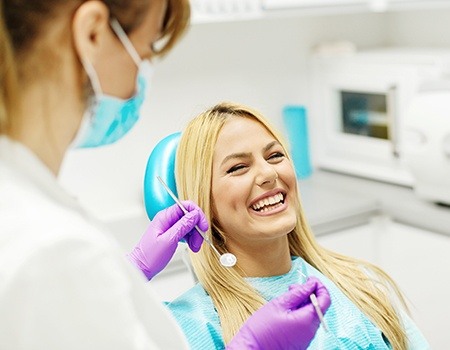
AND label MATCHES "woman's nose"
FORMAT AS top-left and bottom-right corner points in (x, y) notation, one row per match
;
(256, 163), (278, 186)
